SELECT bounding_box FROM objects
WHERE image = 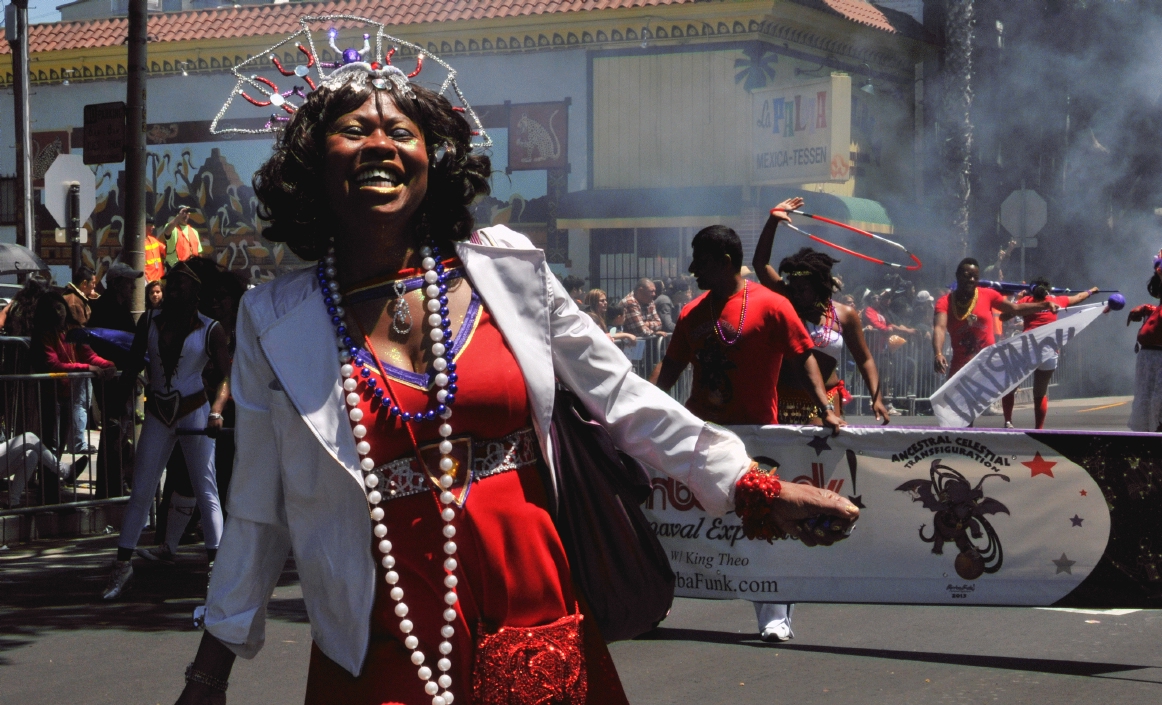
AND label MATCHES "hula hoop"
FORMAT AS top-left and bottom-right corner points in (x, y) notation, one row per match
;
(773, 208), (923, 271)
